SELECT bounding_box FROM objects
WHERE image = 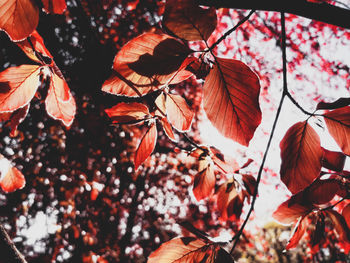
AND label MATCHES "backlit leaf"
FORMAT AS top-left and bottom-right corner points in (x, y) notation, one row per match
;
(45, 73), (76, 127)
(286, 216), (308, 249)
(162, 0), (217, 41)
(0, 155), (25, 193)
(193, 158), (215, 201)
(0, 0), (39, 41)
(321, 148), (346, 171)
(209, 146), (239, 174)
(216, 179), (243, 221)
(280, 121), (323, 194)
(134, 123), (157, 170)
(305, 179), (340, 205)
(166, 93), (194, 132)
(105, 102), (150, 124)
(102, 33), (191, 97)
(8, 104), (29, 136)
(272, 194), (315, 224)
(160, 117), (176, 141)
(0, 65), (41, 112)
(324, 106), (350, 155)
(147, 237), (233, 263)
(342, 203), (350, 229)
(17, 30), (53, 64)
(203, 58), (261, 146)
(41, 0), (66, 14)
(325, 209), (350, 242)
